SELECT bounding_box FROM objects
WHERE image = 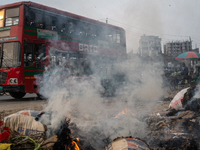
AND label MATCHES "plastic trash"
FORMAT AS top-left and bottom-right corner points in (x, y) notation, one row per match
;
(169, 87), (190, 110)
(4, 114), (45, 135)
